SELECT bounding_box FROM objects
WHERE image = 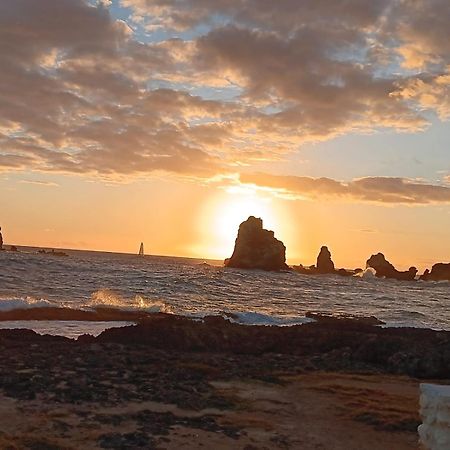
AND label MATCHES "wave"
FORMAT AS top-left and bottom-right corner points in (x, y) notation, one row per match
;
(89, 289), (173, 313)
(228, 311), (314, 327)
(354, 267), (377, 279)
(0, 296), (56, 311)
